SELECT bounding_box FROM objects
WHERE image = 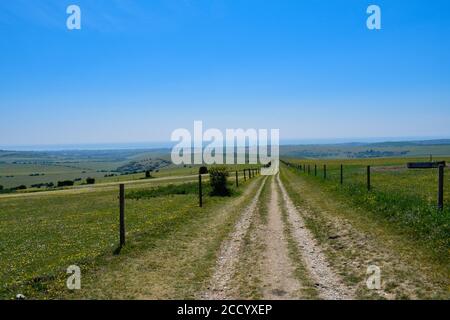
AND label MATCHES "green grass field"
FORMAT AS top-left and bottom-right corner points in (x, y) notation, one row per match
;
(282, 157), (450, 265)
(0, 166), (256, 299)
